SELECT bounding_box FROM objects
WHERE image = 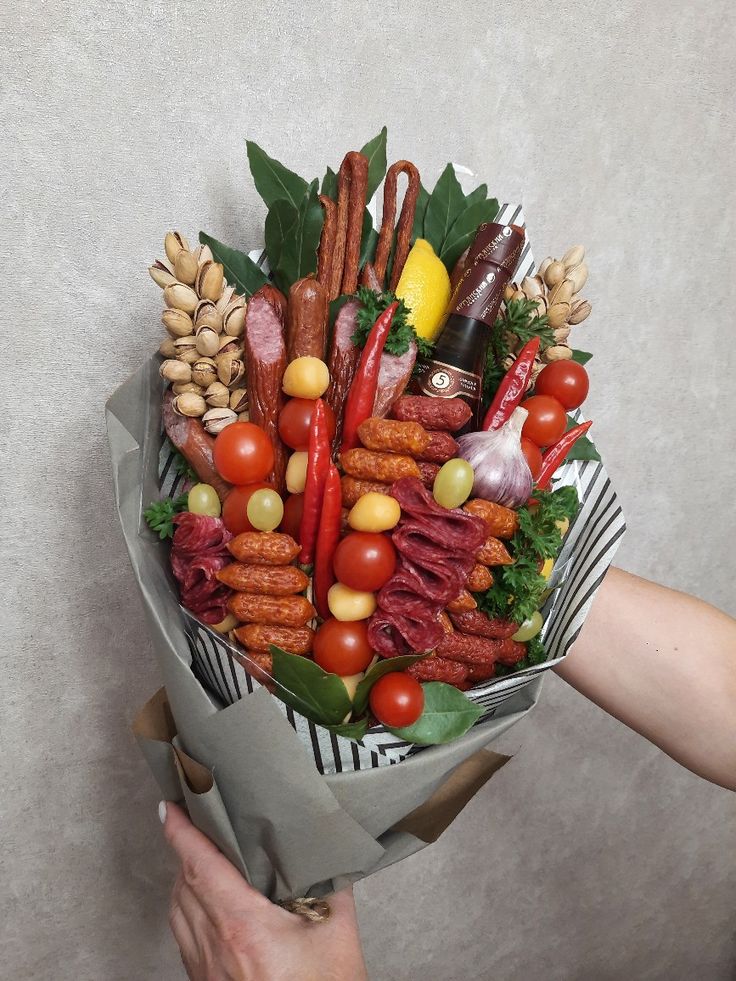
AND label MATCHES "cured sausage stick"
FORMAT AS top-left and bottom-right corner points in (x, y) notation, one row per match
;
(286, 276), (328, 361)
(317, 194), (338, 293)
(332, 151), (369, 299)
(368, 160), (421, 290)
(162, 389), (231, 502)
